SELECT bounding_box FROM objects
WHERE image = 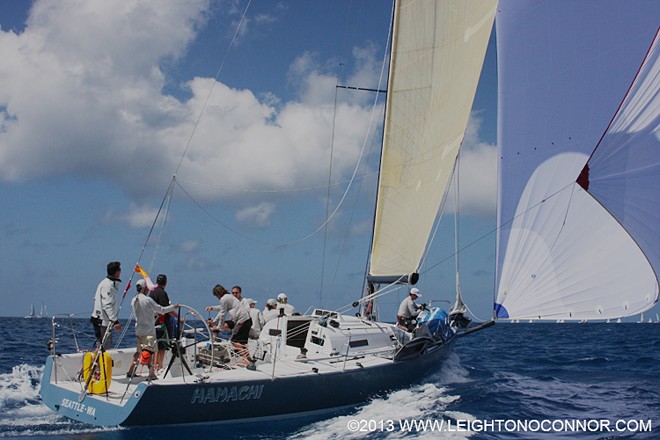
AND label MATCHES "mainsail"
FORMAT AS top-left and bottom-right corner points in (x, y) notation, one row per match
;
(368, 0), (496, 284)
(495, 1), (660, 320)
